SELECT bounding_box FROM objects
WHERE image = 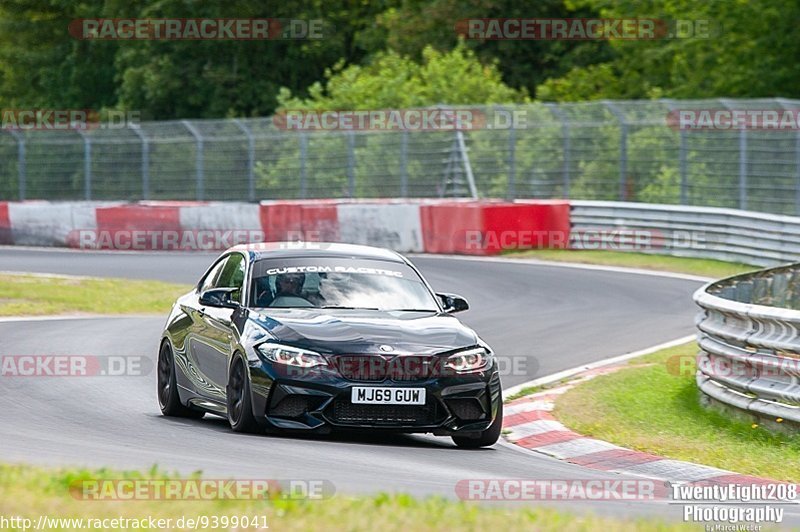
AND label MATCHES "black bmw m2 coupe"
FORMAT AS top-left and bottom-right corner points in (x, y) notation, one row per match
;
(157, 242), (502, 448)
